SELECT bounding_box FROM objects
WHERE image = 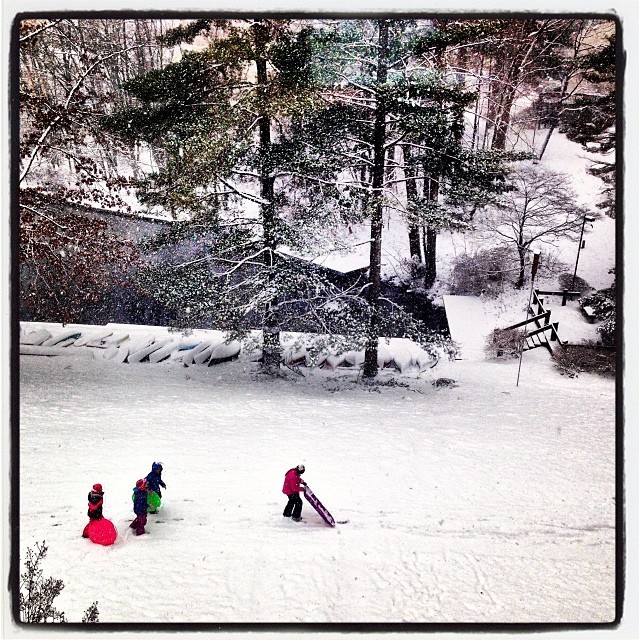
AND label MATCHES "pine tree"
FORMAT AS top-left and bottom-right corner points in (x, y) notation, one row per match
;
(299, 20), (532, 376)
(104, 19), (380, 371)
(302, 20), (462, 377)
